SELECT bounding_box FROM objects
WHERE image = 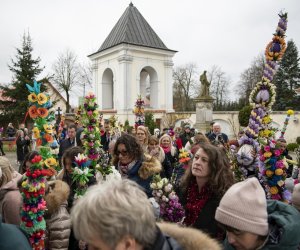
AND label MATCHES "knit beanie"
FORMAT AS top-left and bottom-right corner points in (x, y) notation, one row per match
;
(292, 183), (300, 211)
(215, 177), (269, 236)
